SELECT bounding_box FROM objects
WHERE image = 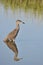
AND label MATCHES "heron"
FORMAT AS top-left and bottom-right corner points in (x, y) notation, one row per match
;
(3, 20), (25, 61)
